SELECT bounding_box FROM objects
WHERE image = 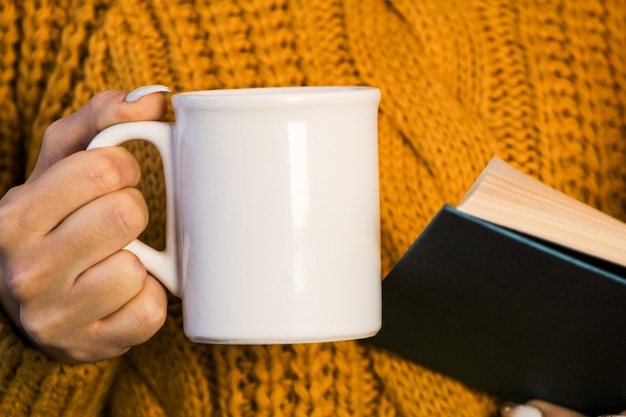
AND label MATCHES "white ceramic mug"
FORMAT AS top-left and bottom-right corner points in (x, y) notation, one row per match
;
(88, 86), (382, 344)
